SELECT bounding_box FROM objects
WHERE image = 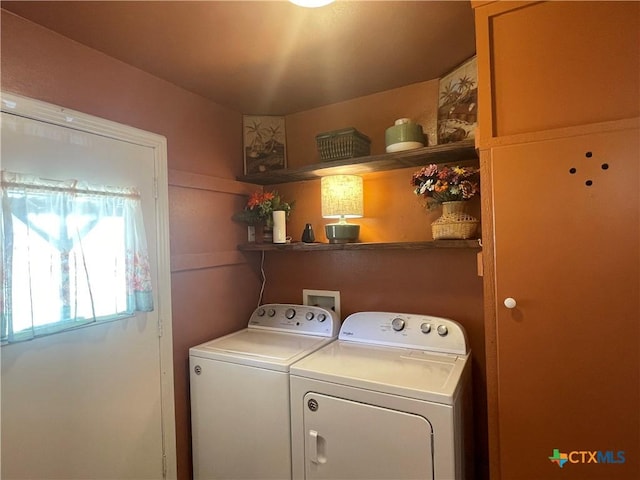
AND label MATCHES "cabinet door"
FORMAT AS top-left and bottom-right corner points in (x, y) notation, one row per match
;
(302, 392), (434, 480)
(492, 127), (639, 479)
(474, 1), (639, 142)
